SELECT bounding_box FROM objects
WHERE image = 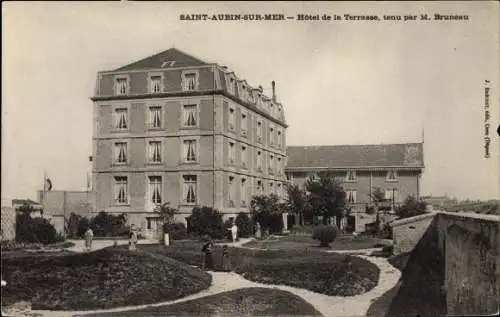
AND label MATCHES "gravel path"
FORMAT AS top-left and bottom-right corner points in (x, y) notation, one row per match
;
(22, 238), (400, 317)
